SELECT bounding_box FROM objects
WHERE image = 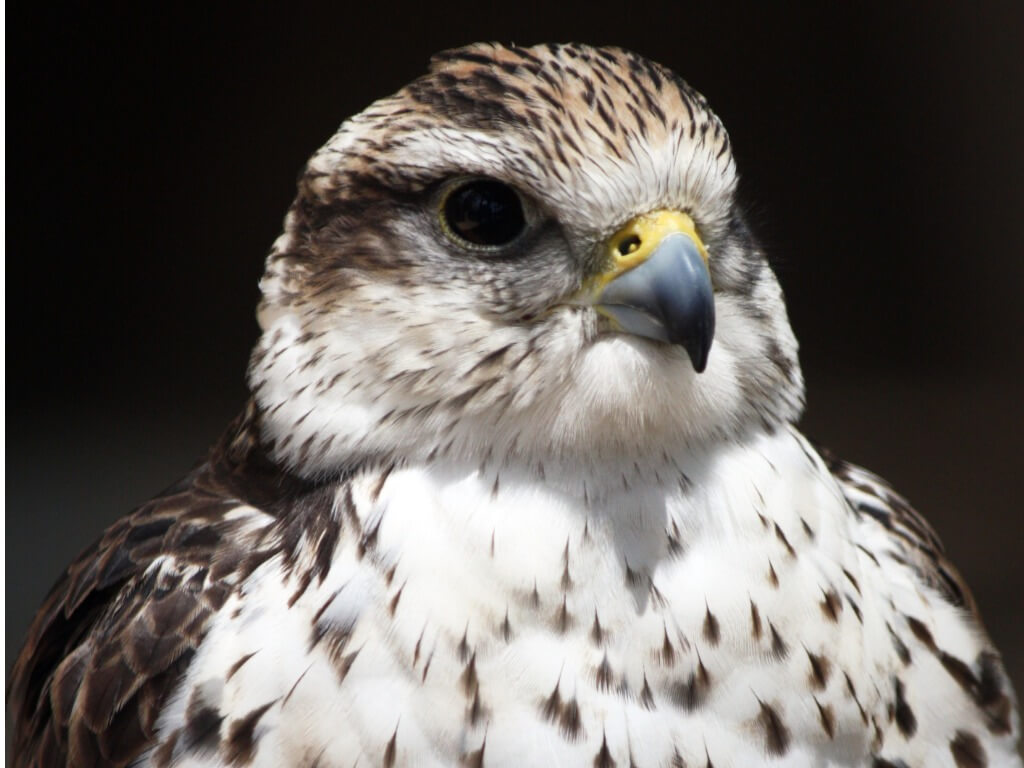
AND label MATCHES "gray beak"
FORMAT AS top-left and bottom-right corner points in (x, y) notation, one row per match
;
(597, 233), (716, 372)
